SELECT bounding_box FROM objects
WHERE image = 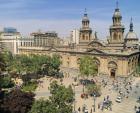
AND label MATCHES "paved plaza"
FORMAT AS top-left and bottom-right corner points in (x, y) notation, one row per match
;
(35, 71), (140, 113)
